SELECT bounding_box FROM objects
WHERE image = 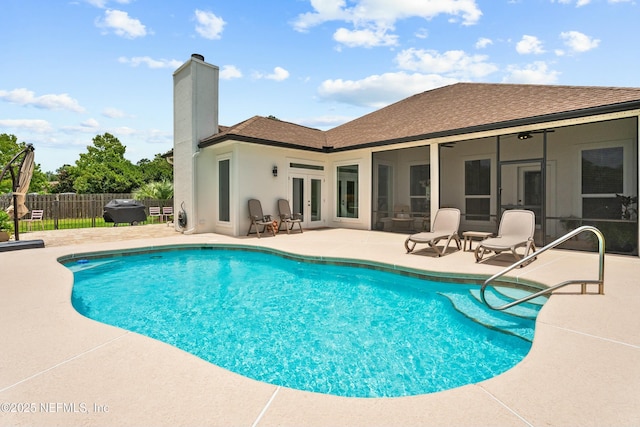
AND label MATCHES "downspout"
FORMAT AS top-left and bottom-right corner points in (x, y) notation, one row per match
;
(182, 150), (200, 235)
